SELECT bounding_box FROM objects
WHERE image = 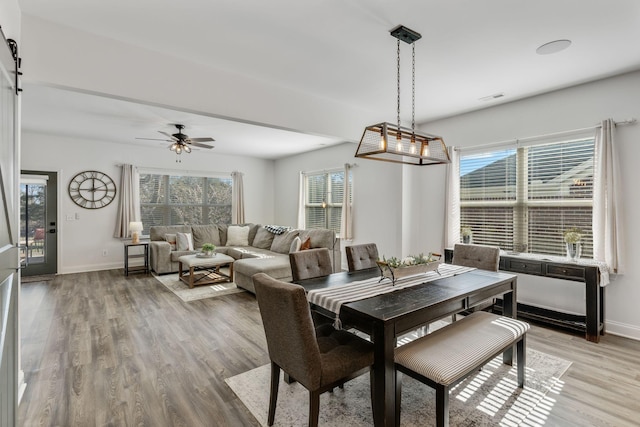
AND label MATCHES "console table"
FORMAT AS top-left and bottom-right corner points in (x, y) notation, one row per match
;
(444, 249), (604, 342)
